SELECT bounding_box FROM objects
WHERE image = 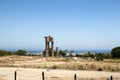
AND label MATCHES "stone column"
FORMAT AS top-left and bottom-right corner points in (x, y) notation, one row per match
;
(47, 42), (49, 57)
(45, 37), (49, 57)
(56, 47), (59, 57)
(45, 38), (47, 57)
(51, 42), (54, 57)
